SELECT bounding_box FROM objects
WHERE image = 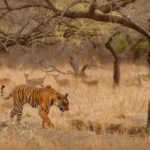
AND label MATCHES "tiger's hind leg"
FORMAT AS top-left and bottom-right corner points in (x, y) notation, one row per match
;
(16, 106), (23, 123)
(10, 103), (23, 122)
(15, 106), (27, 128)
(10, 106), (23, 122)
(10, 108), (18, 121)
